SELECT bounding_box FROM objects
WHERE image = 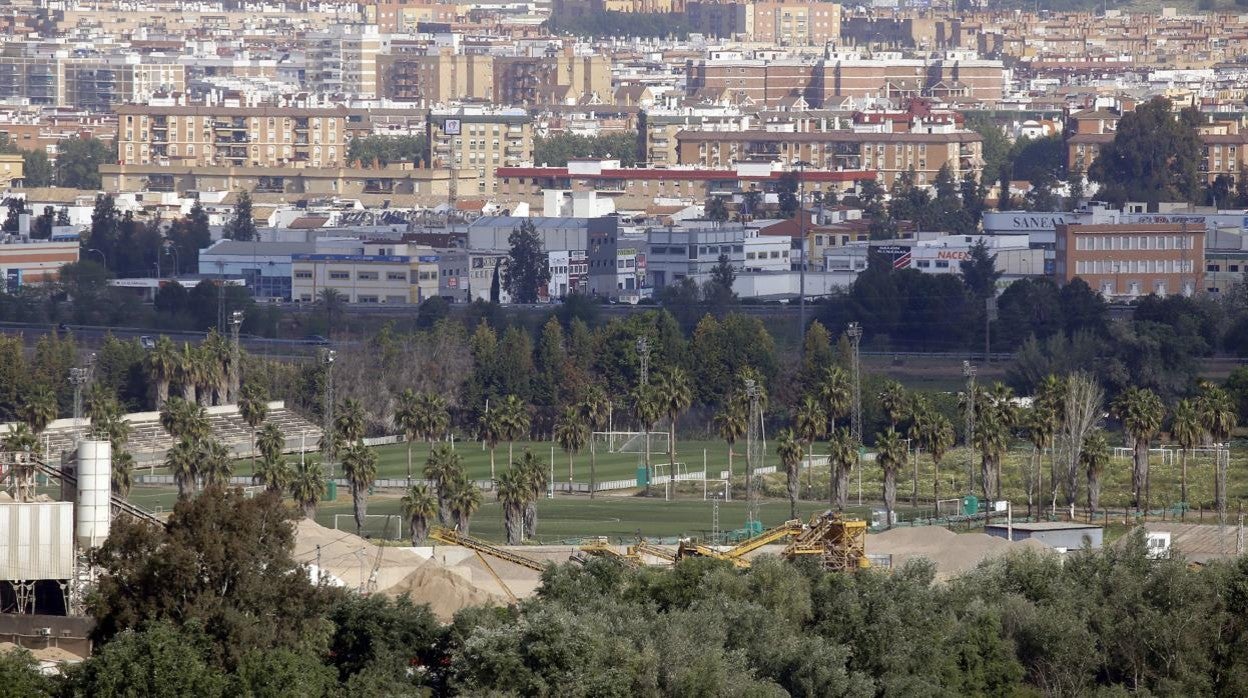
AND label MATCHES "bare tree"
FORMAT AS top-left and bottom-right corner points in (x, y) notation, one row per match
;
(1056, 372), (1103, 512)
